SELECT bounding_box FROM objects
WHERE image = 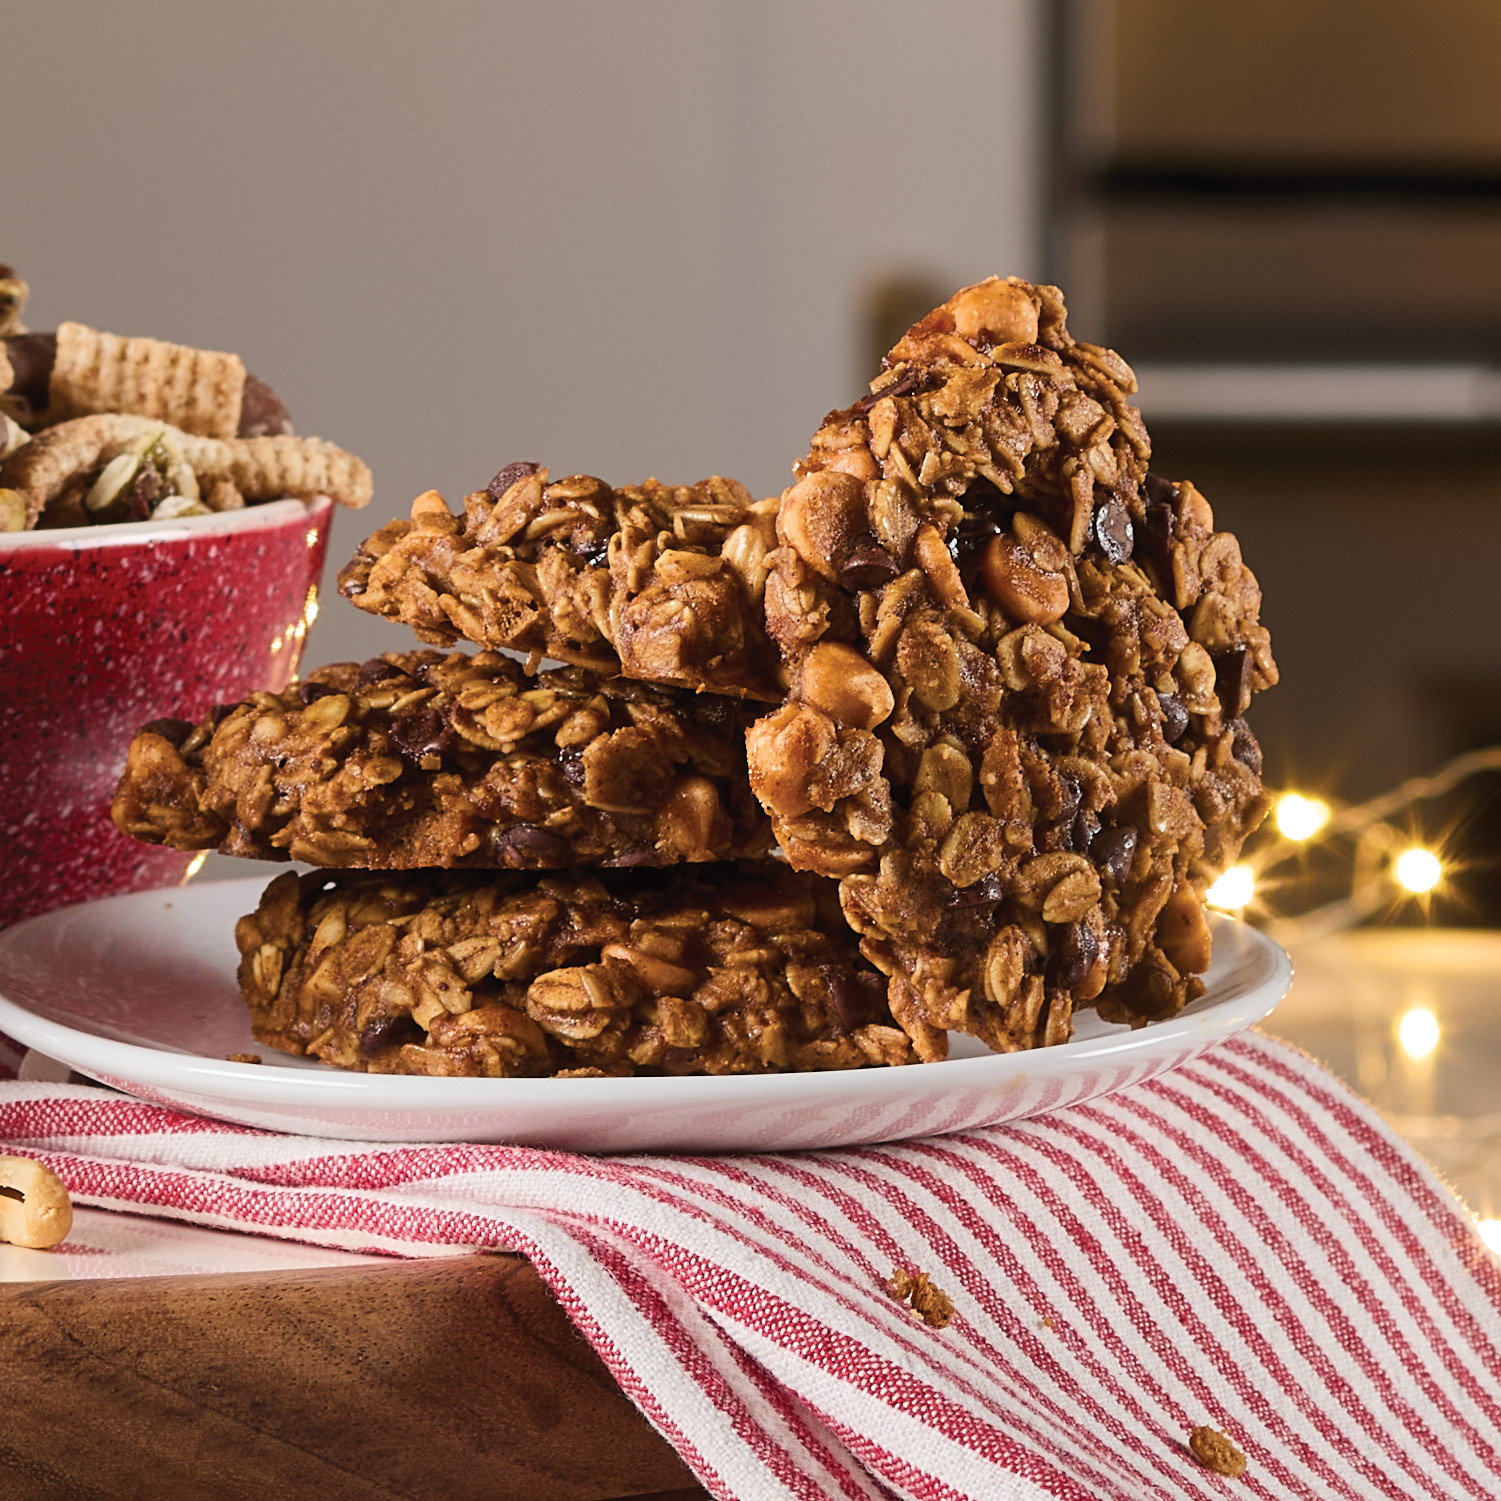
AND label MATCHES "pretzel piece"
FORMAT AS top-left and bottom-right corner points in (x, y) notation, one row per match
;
(0, 413), (372, 527)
